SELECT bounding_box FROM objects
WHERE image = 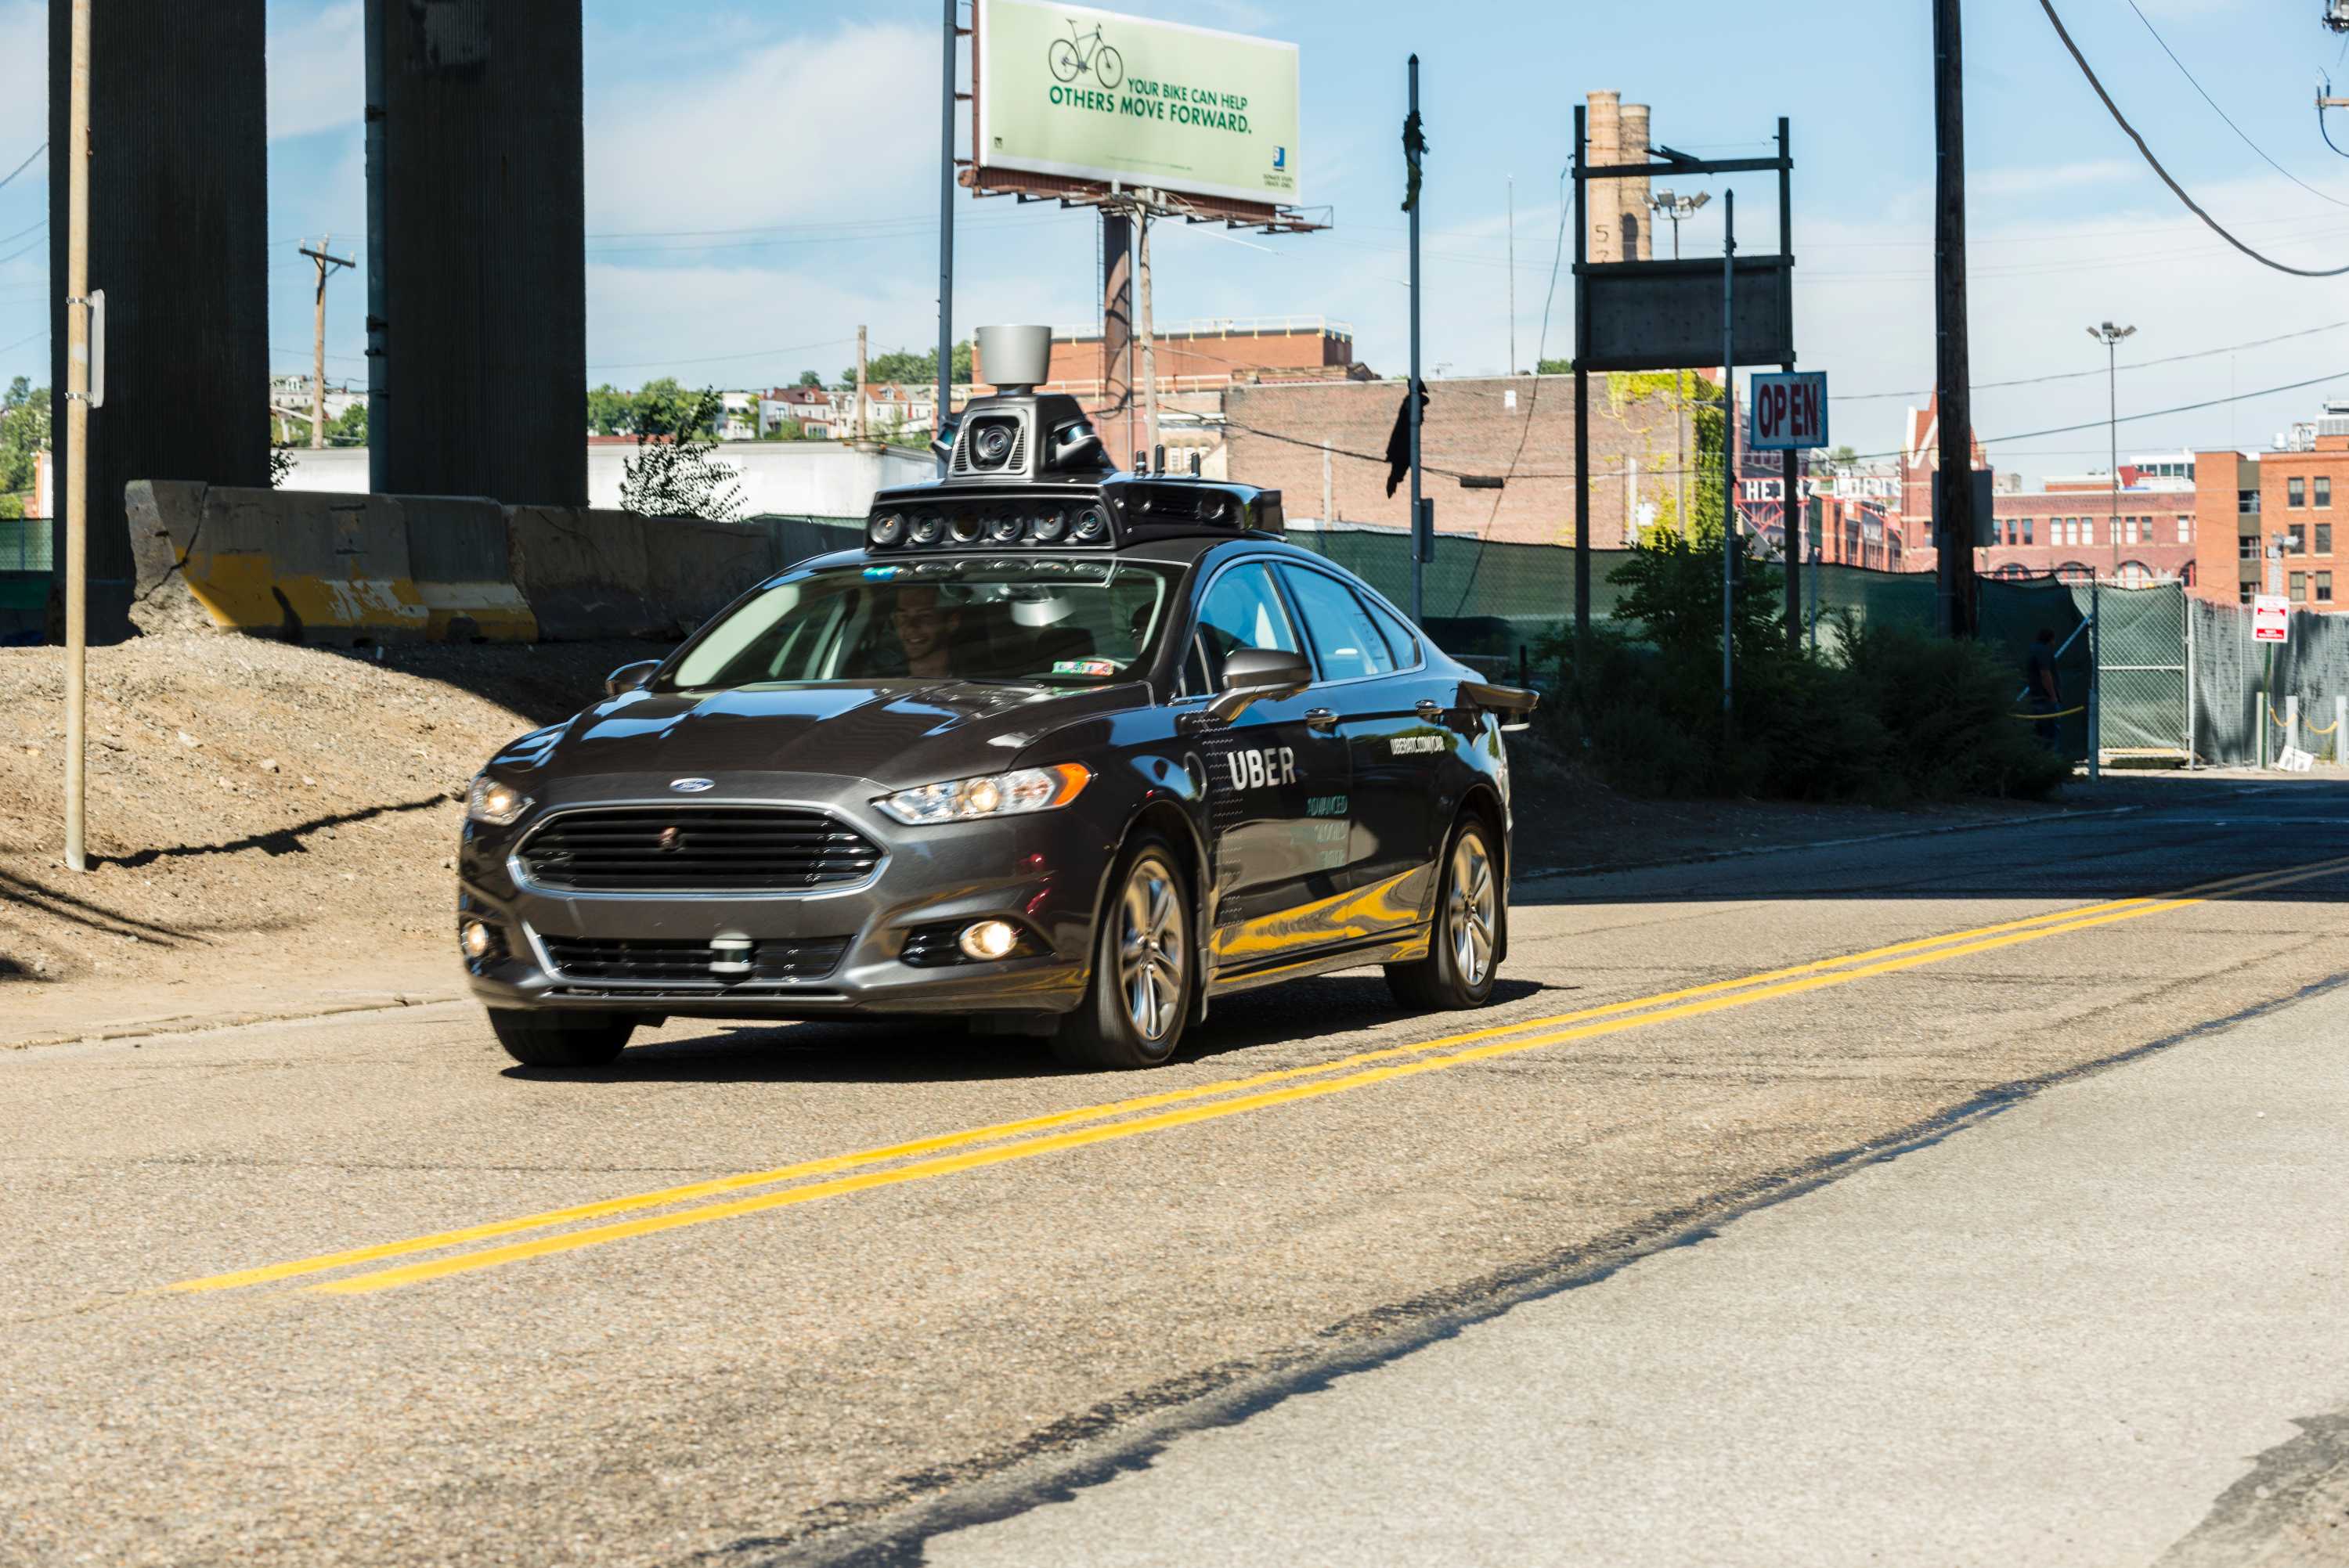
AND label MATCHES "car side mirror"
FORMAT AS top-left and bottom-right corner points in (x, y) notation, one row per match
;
(604, 659), (660, 697)
(1206, 647), (1312, 723)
